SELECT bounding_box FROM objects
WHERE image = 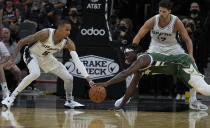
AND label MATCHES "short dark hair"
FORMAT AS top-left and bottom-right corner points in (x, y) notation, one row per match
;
(57, 20), (70, 26)
(108, 15), (118, 25)
(159, 0), (173, 10)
